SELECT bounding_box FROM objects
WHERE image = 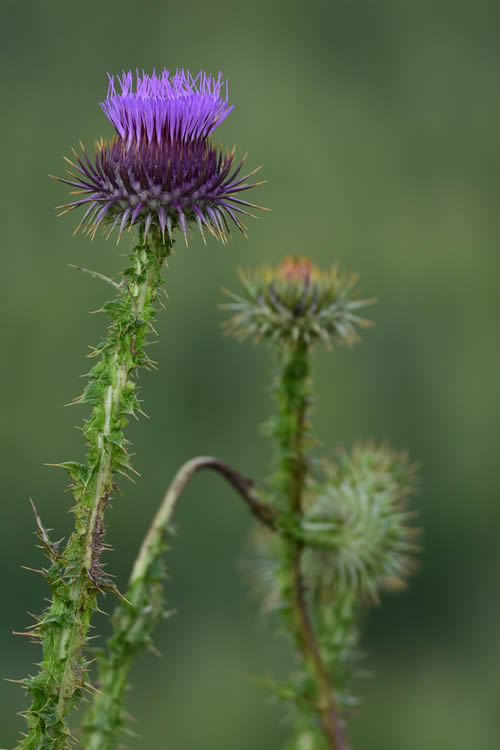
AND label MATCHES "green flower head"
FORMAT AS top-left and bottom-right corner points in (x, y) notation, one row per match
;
(222, 257), (374, 347)
(302, 443), (420, 602)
